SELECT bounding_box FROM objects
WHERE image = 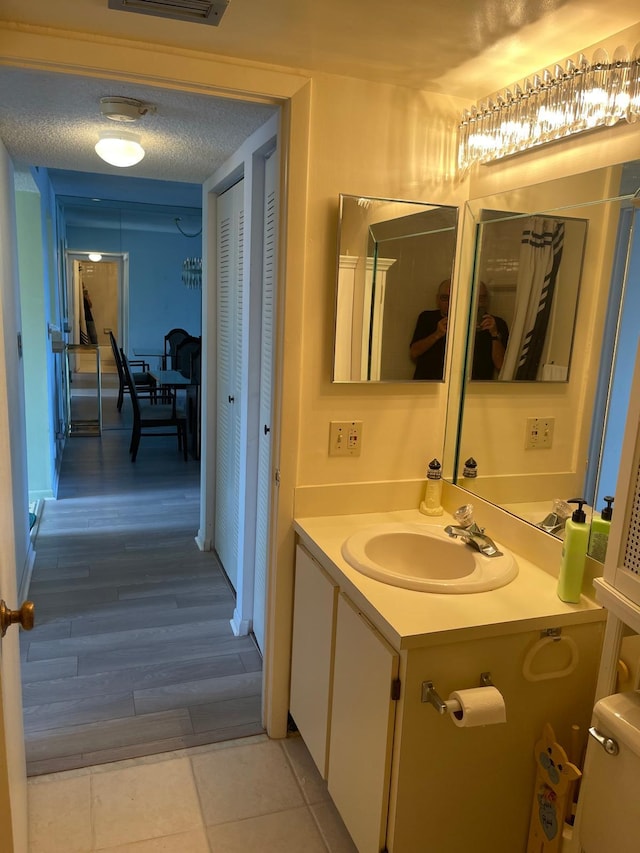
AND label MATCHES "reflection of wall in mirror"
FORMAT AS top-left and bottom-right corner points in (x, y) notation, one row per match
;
(456, 189), (621, 513)
(381, 230), (457, 380)
(595, 210), (640, 510)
